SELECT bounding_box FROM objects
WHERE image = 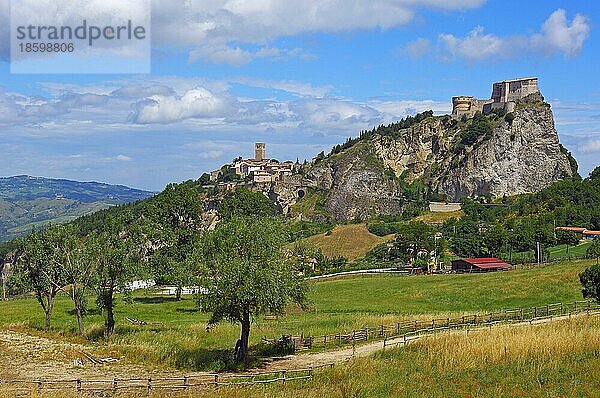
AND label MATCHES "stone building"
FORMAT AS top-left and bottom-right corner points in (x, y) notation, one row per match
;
(255, 143), (266, 161)
(452, 77), (540, 118)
